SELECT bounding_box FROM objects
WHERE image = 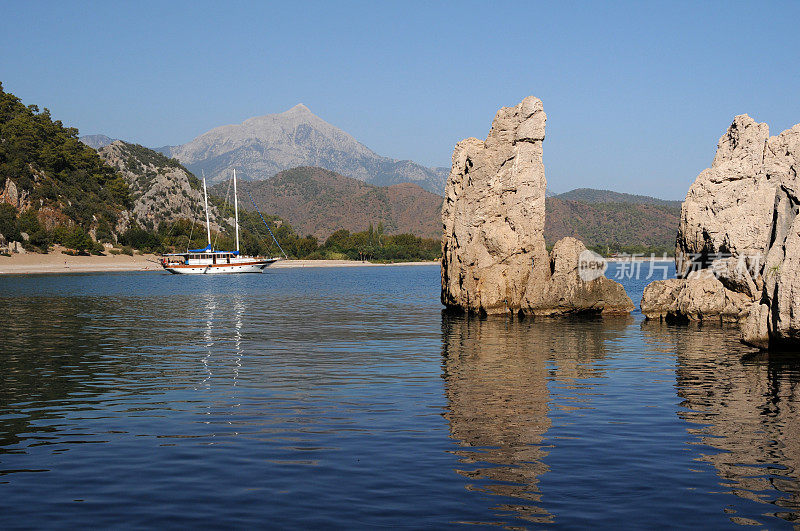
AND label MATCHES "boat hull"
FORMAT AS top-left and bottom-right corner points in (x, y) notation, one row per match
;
(163, 259), (277, 274)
